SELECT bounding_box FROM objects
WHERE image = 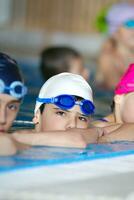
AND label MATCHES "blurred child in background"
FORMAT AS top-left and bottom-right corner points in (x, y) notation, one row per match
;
(40, 46), (89, 81)
(96, 2), (134, 90)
